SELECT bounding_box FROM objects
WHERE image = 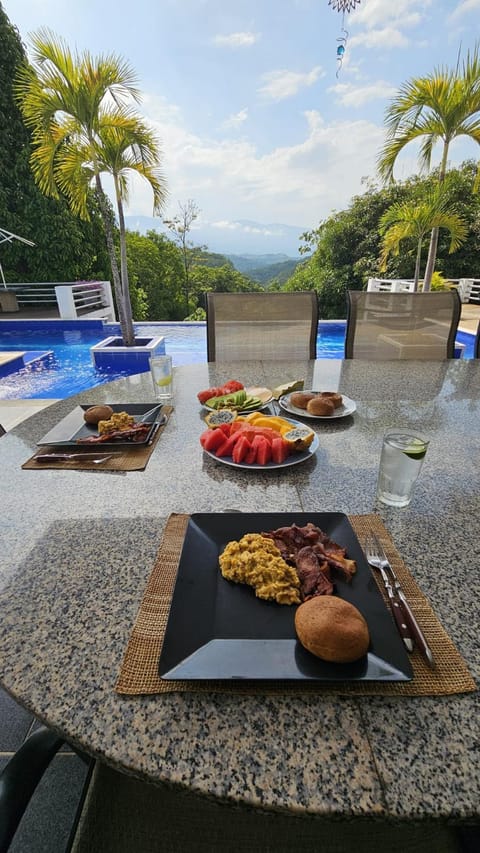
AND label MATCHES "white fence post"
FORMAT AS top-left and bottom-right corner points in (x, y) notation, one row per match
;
(458, 279), (473, 303)
(55, 285), (77, 318)
(100, 281), (116, 322)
